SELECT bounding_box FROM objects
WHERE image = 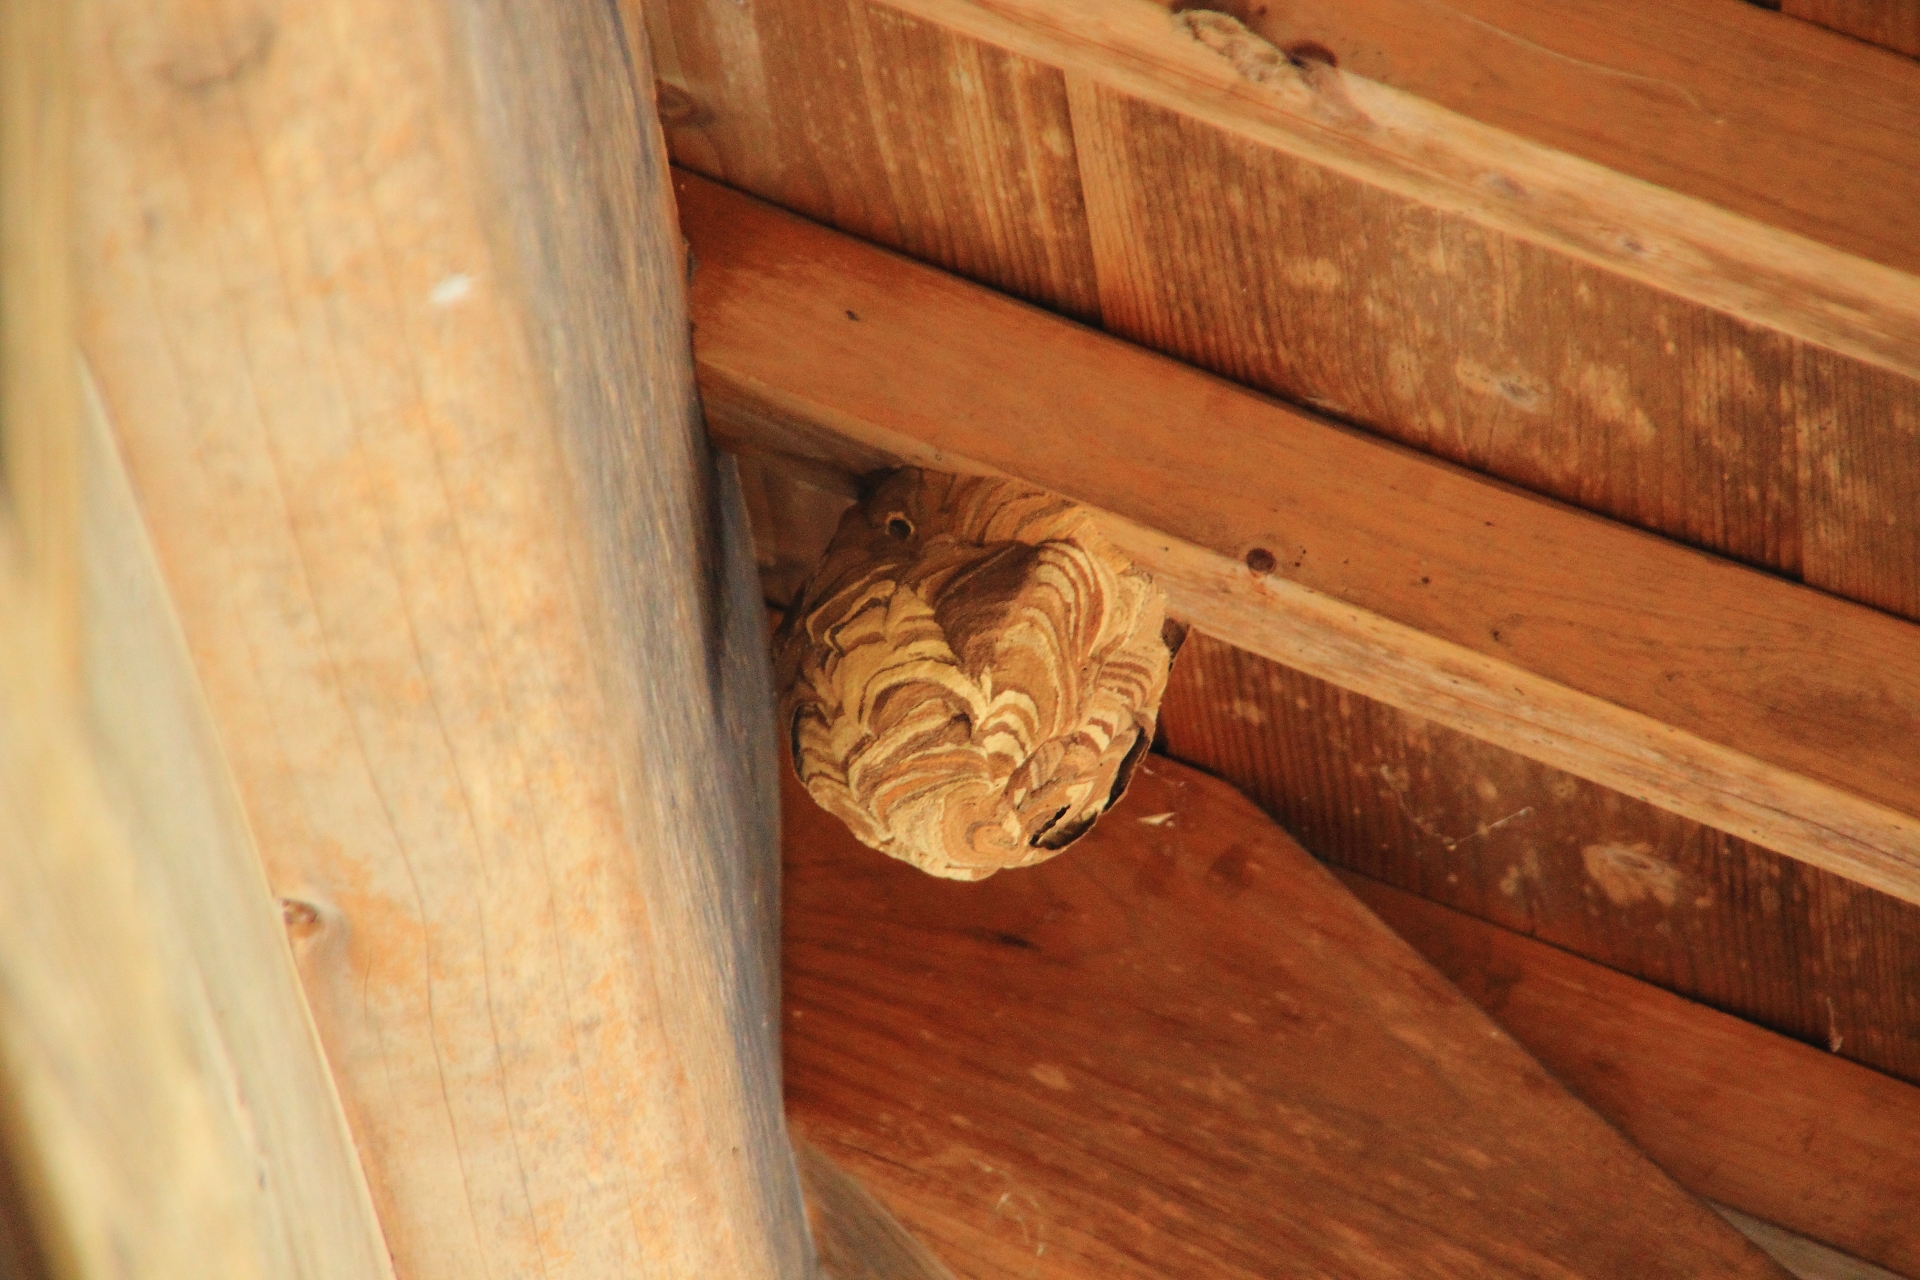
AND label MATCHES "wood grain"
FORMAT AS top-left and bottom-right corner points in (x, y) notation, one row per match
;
(777, 468), (1172, 879)
(648, 0), (1920, 630)
(1148, 0), (1920, 278)
(796, 1140), (958, 1280)
(0, 390), (396, 1279)
(784, 748), (1789, 1277)
(1782, 0), (1920, 58)
(1713, 1207), (1911, 1280)
(76, 0), (812, 1275)
(639, 0), (1103, 322)
(1340, 871), (1920, 1278)
(1158, 630), (1920, 1090)
(680, 171), (1920, 906)
(0, 0), (78, 683)
(1, 560), (295, 1280)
